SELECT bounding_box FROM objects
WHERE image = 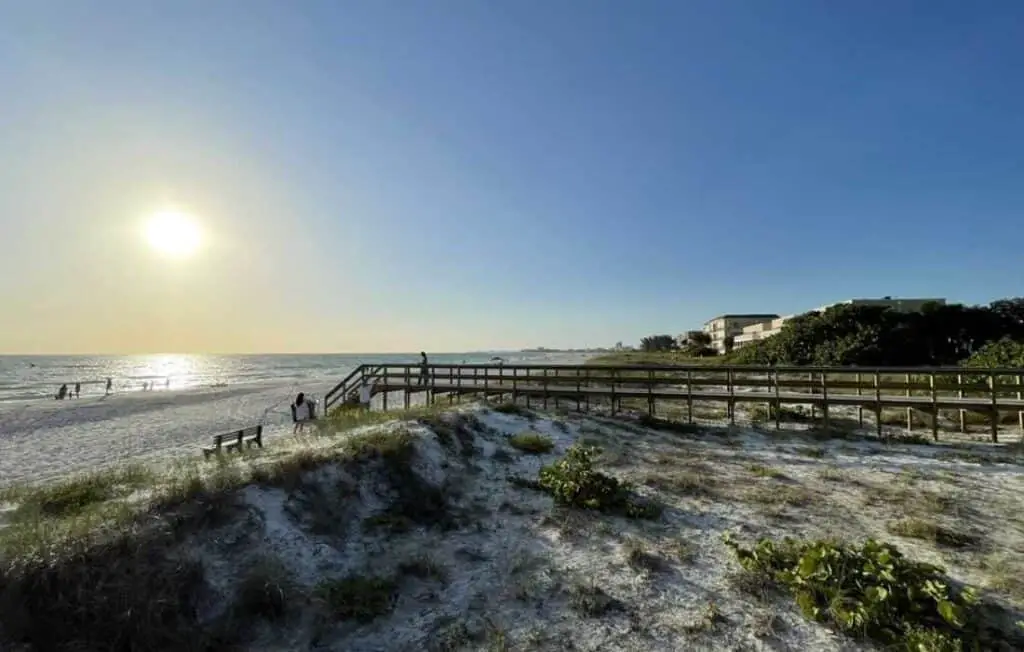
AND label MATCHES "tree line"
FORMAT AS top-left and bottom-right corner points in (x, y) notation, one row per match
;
(640, 298), (1024, 367)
